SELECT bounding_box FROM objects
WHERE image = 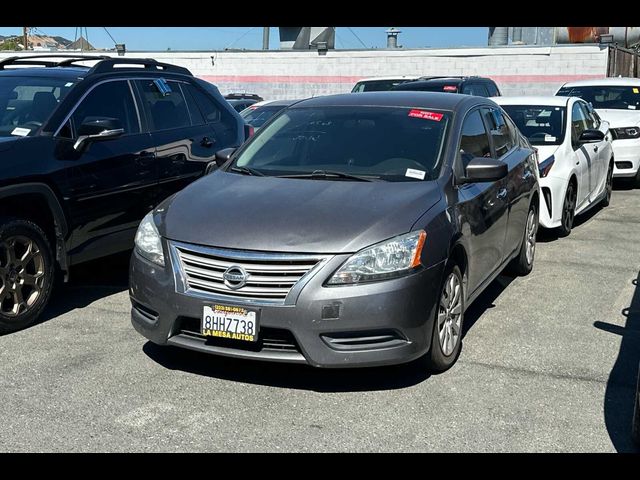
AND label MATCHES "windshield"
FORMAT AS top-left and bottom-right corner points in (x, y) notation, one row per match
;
(352, 80), (412, 92)
(501, 105), (566, 146)
(240, 106), (283, 128)
(0, 76), (78, 137)
(557, 85), (640, 111)
(232, 106), (451, 181)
